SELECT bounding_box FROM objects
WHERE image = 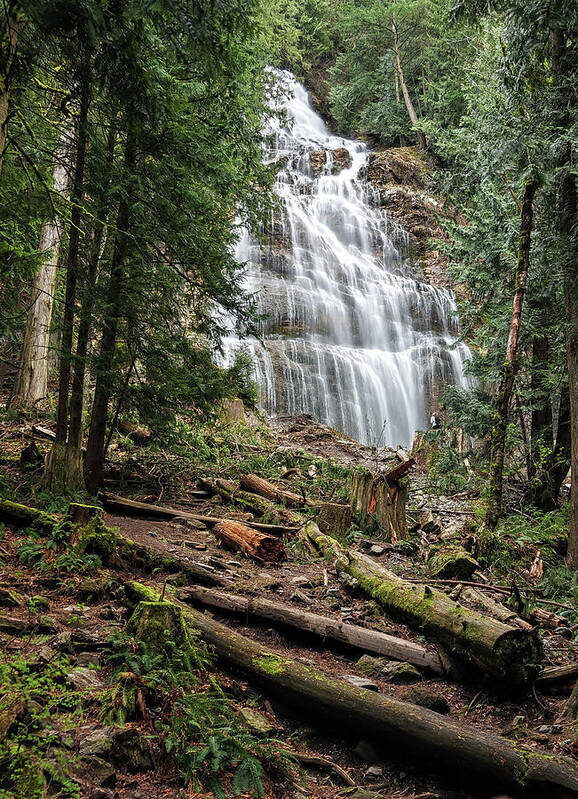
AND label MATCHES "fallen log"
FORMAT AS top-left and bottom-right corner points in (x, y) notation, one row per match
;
(100, 492), (298, 535)
(213, 519), (286, 563)
(304, 529), (542, 685)
(382, 457), (416, 483)
(199, 478), (302, 528)
(178, 585), (444, 674)
(118, 420), (151, 446)
(240, 473), (315, 508)
(461, 587), (533, 631)
(0, 498), (60, 533)
(560, 678), (578, 721)
(537, 662), (578, 686)
(126, 582), (578, 799)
